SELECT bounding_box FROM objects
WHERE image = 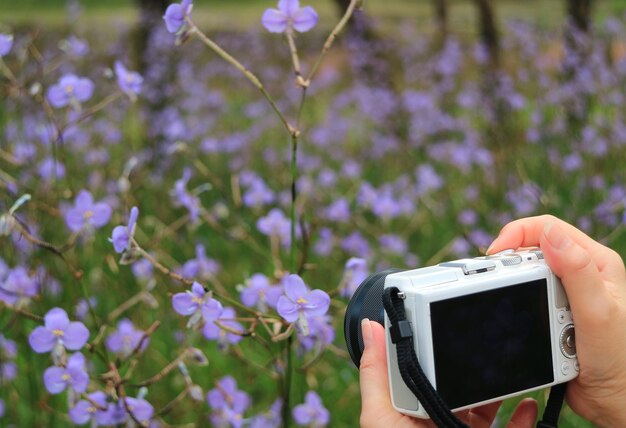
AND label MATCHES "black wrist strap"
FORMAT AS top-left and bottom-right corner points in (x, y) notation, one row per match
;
(382, 286), (567, 428)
